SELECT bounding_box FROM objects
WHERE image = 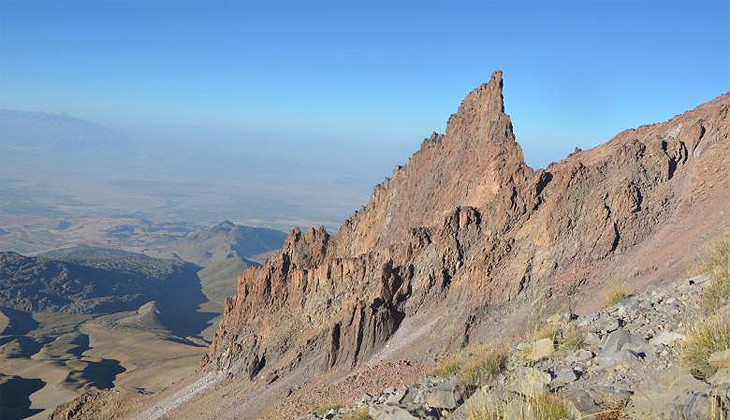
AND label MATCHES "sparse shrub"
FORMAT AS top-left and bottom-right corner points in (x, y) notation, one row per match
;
(533, 325), (560, 342)
(314, 402), (344, 416)
(467, 405), (500, 420)
(459, 349), (507, 392)
(558, 325), (587, 352)
(606, 285), (629, 307)
(703, 274), (730, 312)
(431, 356), (464, 378)
(700, 237), (730, 312)
(529, 394), (573, 420)
(699, 237), (730, 279)
(683, 315), (730, 380)
(466, 393), (573, 420)
(343, 408), (372, 420)
(594, 402), (628, 420)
